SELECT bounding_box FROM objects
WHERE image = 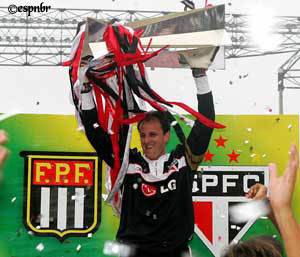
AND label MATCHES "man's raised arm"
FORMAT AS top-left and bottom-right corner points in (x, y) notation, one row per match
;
(185, 68), (215, 170)
(80, 89), (115, 168)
